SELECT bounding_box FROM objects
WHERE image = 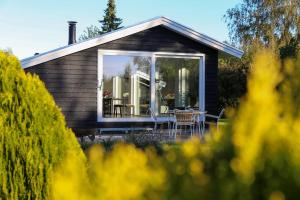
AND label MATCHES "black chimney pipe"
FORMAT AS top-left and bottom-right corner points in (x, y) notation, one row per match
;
(68, 21), (77, 45)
